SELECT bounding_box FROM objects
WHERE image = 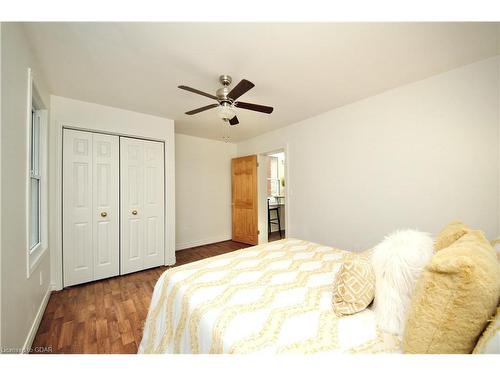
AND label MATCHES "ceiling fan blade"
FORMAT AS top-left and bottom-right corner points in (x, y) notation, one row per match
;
(234, 101), (274, 114)
(178, 85), (218, 100)
(228, 79), (255, 100)
(185, 103), (219, 115)
(229, 116), (239, 126)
